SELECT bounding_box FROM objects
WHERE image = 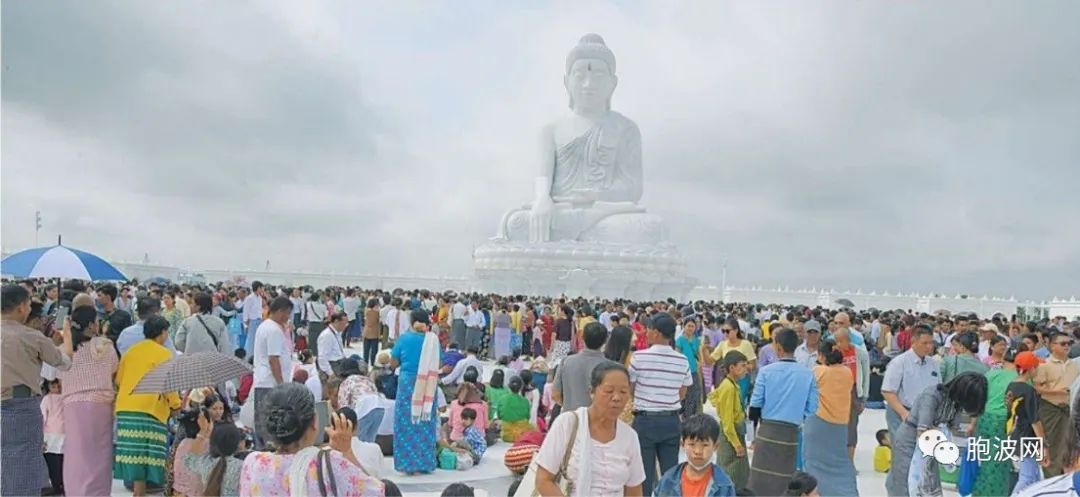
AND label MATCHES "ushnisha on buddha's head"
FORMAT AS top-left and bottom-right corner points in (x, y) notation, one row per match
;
(564, 33), (618, 113)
